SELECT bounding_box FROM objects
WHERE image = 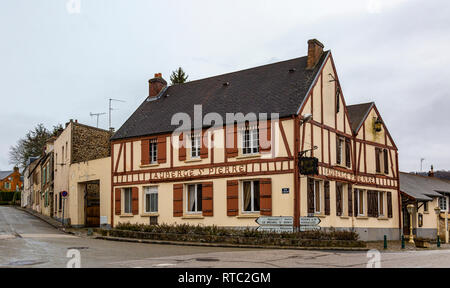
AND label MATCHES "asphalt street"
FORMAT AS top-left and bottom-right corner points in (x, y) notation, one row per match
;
(1, 206), (450, 268)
